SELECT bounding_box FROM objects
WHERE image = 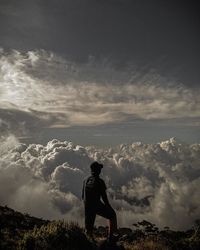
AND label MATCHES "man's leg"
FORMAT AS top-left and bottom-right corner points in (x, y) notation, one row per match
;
(108, 209), (117, 238)
(85, 205), (96, 238)
(96, 202), (118, 240)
